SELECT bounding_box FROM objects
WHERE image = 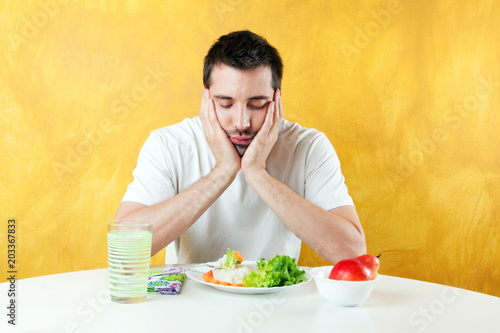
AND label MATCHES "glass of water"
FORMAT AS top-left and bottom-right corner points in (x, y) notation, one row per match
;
(107, 219), (153, 304)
